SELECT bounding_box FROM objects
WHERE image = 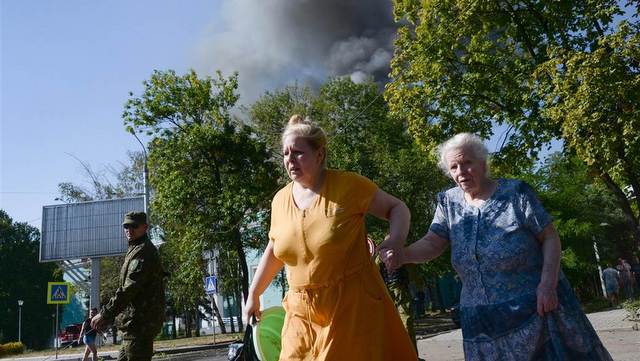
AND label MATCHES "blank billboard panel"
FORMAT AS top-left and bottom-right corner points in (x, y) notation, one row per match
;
(40, 197), (144, 262)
